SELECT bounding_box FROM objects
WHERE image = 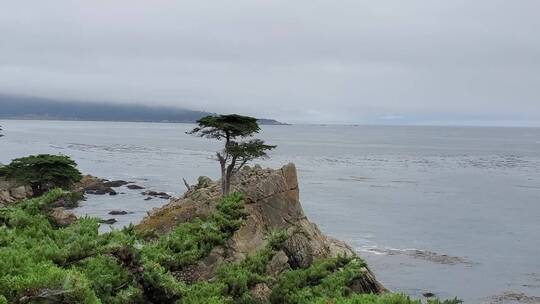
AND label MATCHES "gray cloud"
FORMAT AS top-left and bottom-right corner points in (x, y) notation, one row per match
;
(1, 0), (539, 125)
